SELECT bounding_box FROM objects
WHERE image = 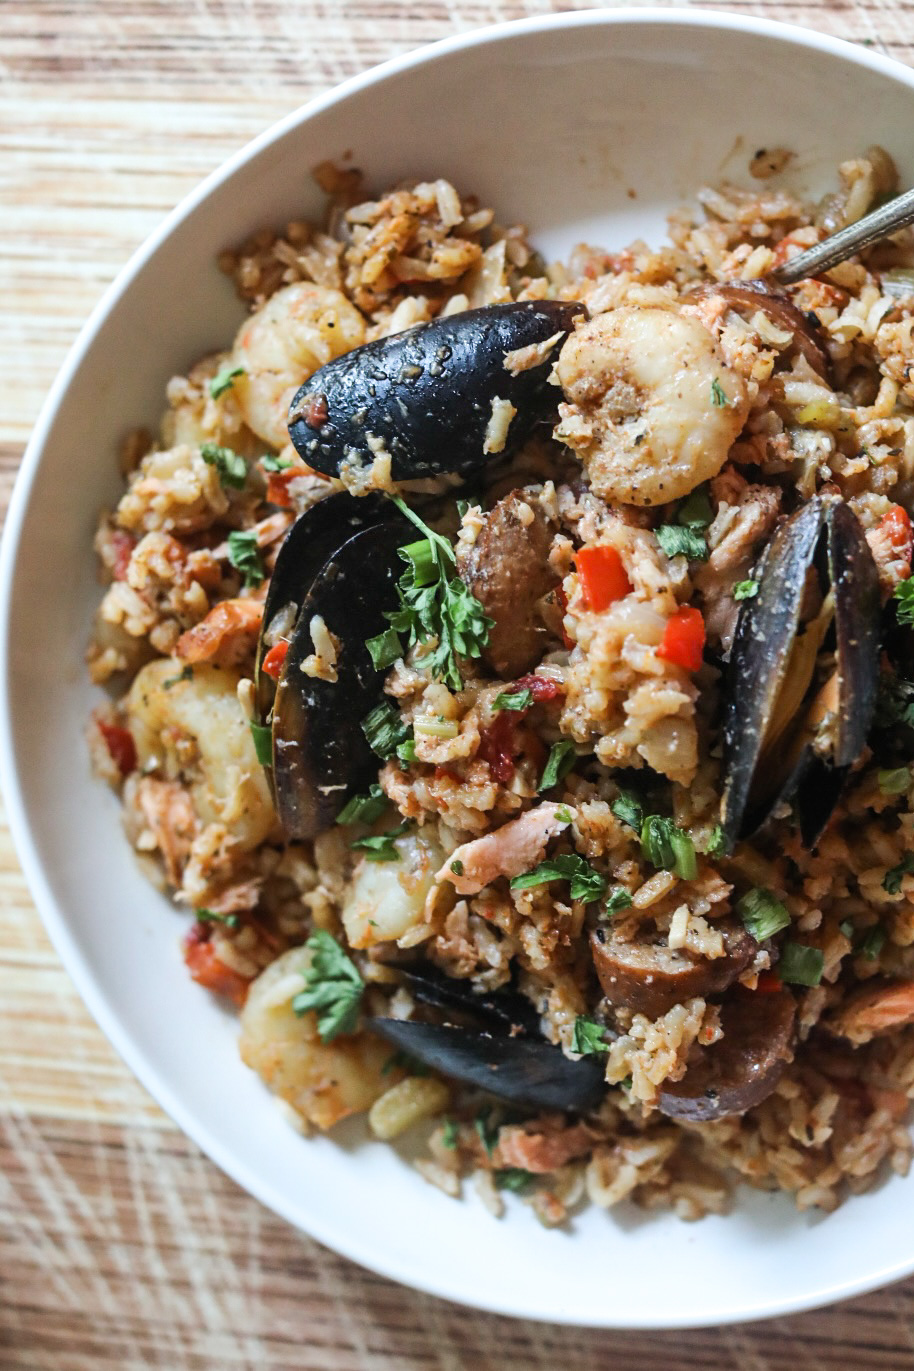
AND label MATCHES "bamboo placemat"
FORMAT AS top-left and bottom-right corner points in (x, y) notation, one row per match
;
(4, 3), (914, 1366)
